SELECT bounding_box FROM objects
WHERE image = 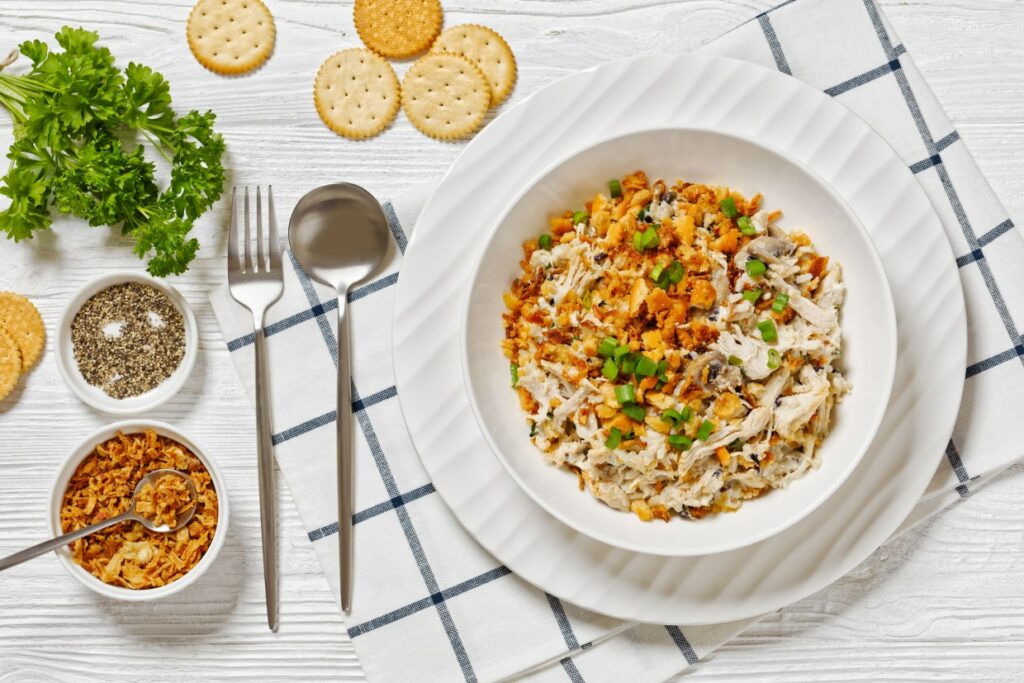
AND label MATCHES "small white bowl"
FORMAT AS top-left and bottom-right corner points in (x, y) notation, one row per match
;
(48, 420), (229, 601)
(462, 128), (897, 557)
(55, 271), (198, 415)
